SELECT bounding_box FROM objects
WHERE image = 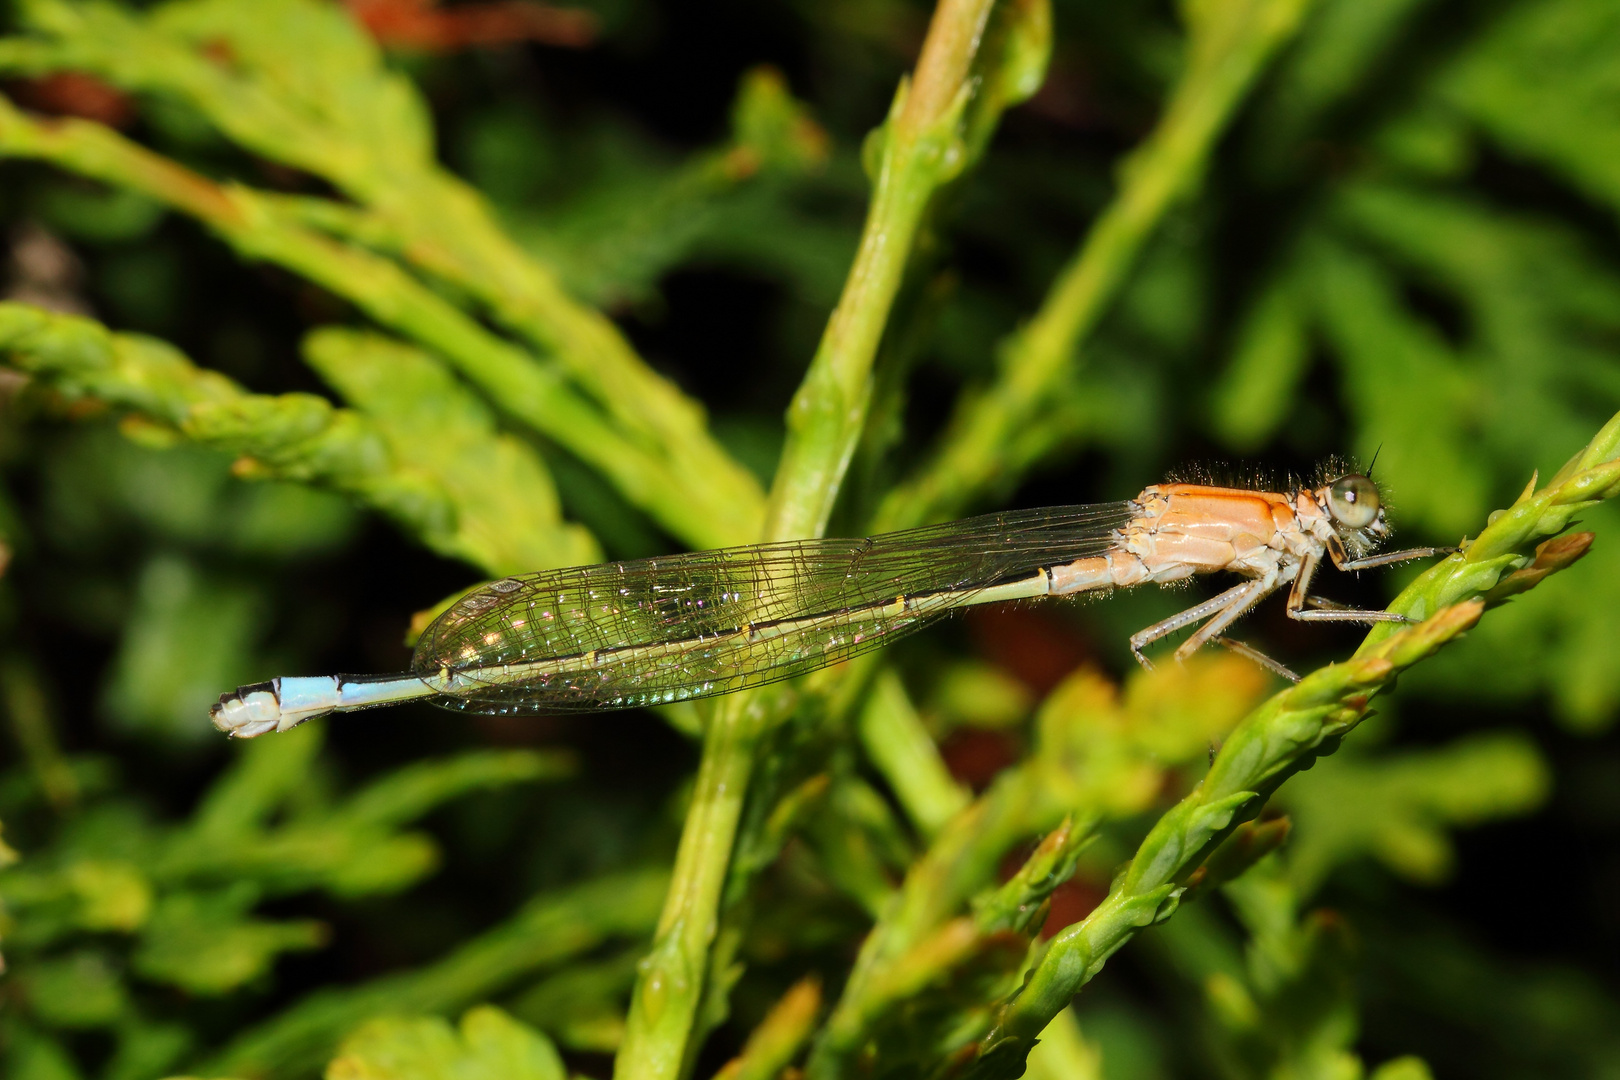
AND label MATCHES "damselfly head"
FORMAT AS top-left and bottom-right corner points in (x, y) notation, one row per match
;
(1322, 472), (1390, 544)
